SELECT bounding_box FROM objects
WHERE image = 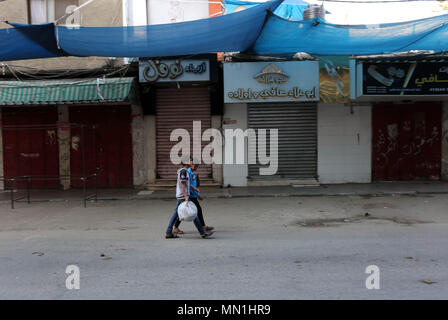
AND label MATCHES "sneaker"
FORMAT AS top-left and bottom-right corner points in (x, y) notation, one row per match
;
(201, 231), (214, 239)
